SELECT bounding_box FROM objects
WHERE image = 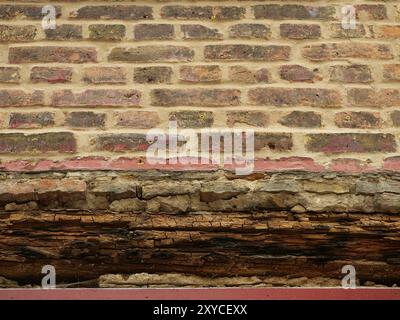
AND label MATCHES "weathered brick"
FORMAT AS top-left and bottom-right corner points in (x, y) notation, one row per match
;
(383, 64), (400, 81)
(45, 25), (82, 41)
(0, 25), (36, 42)
(109, 46), (194, 62)
(0, 67), (20, 83)
(70, 6), (152, 20)
(375, 25), (400, 39)
(204, 45), (290, 61)
(170, 111), (214, 128)
(151, 89), (240, 107)
(279, 111), (321, 128)
(329, 23), (367, 38)
(348, 88), (400, 107)
(249, 88), (342, 107)
(254, 133), (293, 151)
(9, 112), (54, 129)
(89, 24), (125, 41)
(161, 6), (245, 20)
(329, 65), (373, 83)
(229, 66), (270, 84)
(95, 134), (152, 152)
(253, 5), (335, 20)
(0, 5), (61, 20)
(227, 111), (268, 128)
(335, 112), (381, 129)
(134, 24), (174, 40)
(279, 65), (319, 83)
(65, 112), (105, 129)
(9, 47), (97, 64)
(134, 67), (172, 84)
(280, 24), (321, 39)
(306, 133), (396, 153)
(51, 90), (141, 107)
(0, 132), (76, 154)
(115, 111), (160, 129)
(302, 43), (393, 61)
(391, 111), (400, 126)
(82, 67), (126, 84)
(181, 25), (222, 40)
(229, 24), (270, 39)
(355, 4), (387, 20)
(0, 90), (43, 107)
(180, 65), (221, 83)
(31, 67), (72, 84)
